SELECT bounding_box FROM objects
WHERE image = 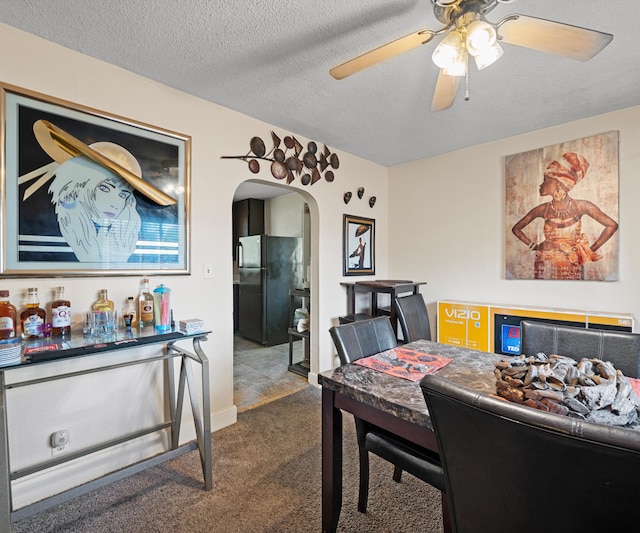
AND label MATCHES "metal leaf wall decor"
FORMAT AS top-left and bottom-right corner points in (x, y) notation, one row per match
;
(221, 131), (340, 186)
